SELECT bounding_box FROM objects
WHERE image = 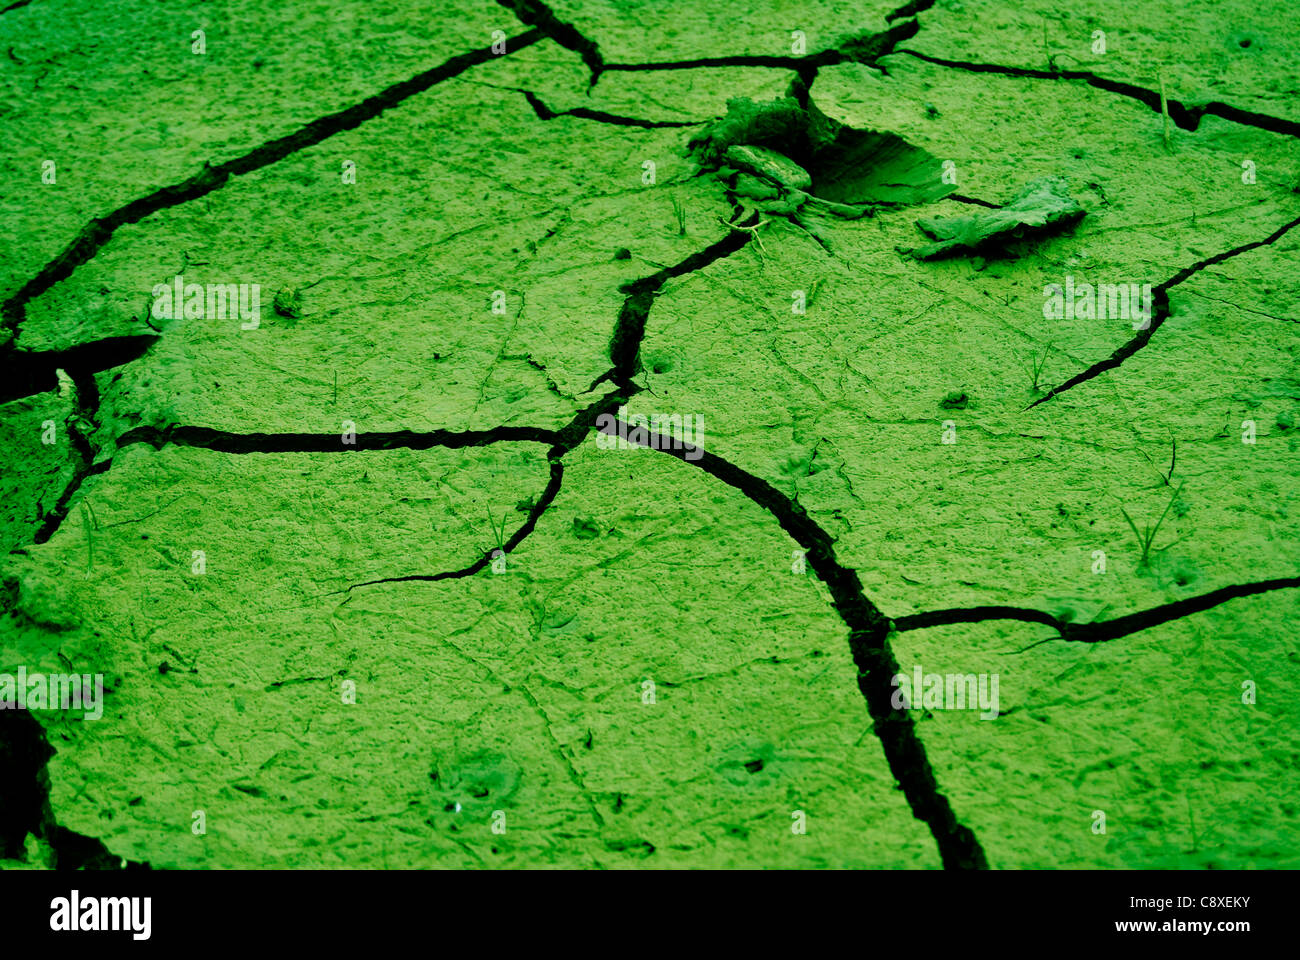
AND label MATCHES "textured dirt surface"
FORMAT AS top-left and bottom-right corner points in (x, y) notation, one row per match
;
(1, 0), (1297, 869)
